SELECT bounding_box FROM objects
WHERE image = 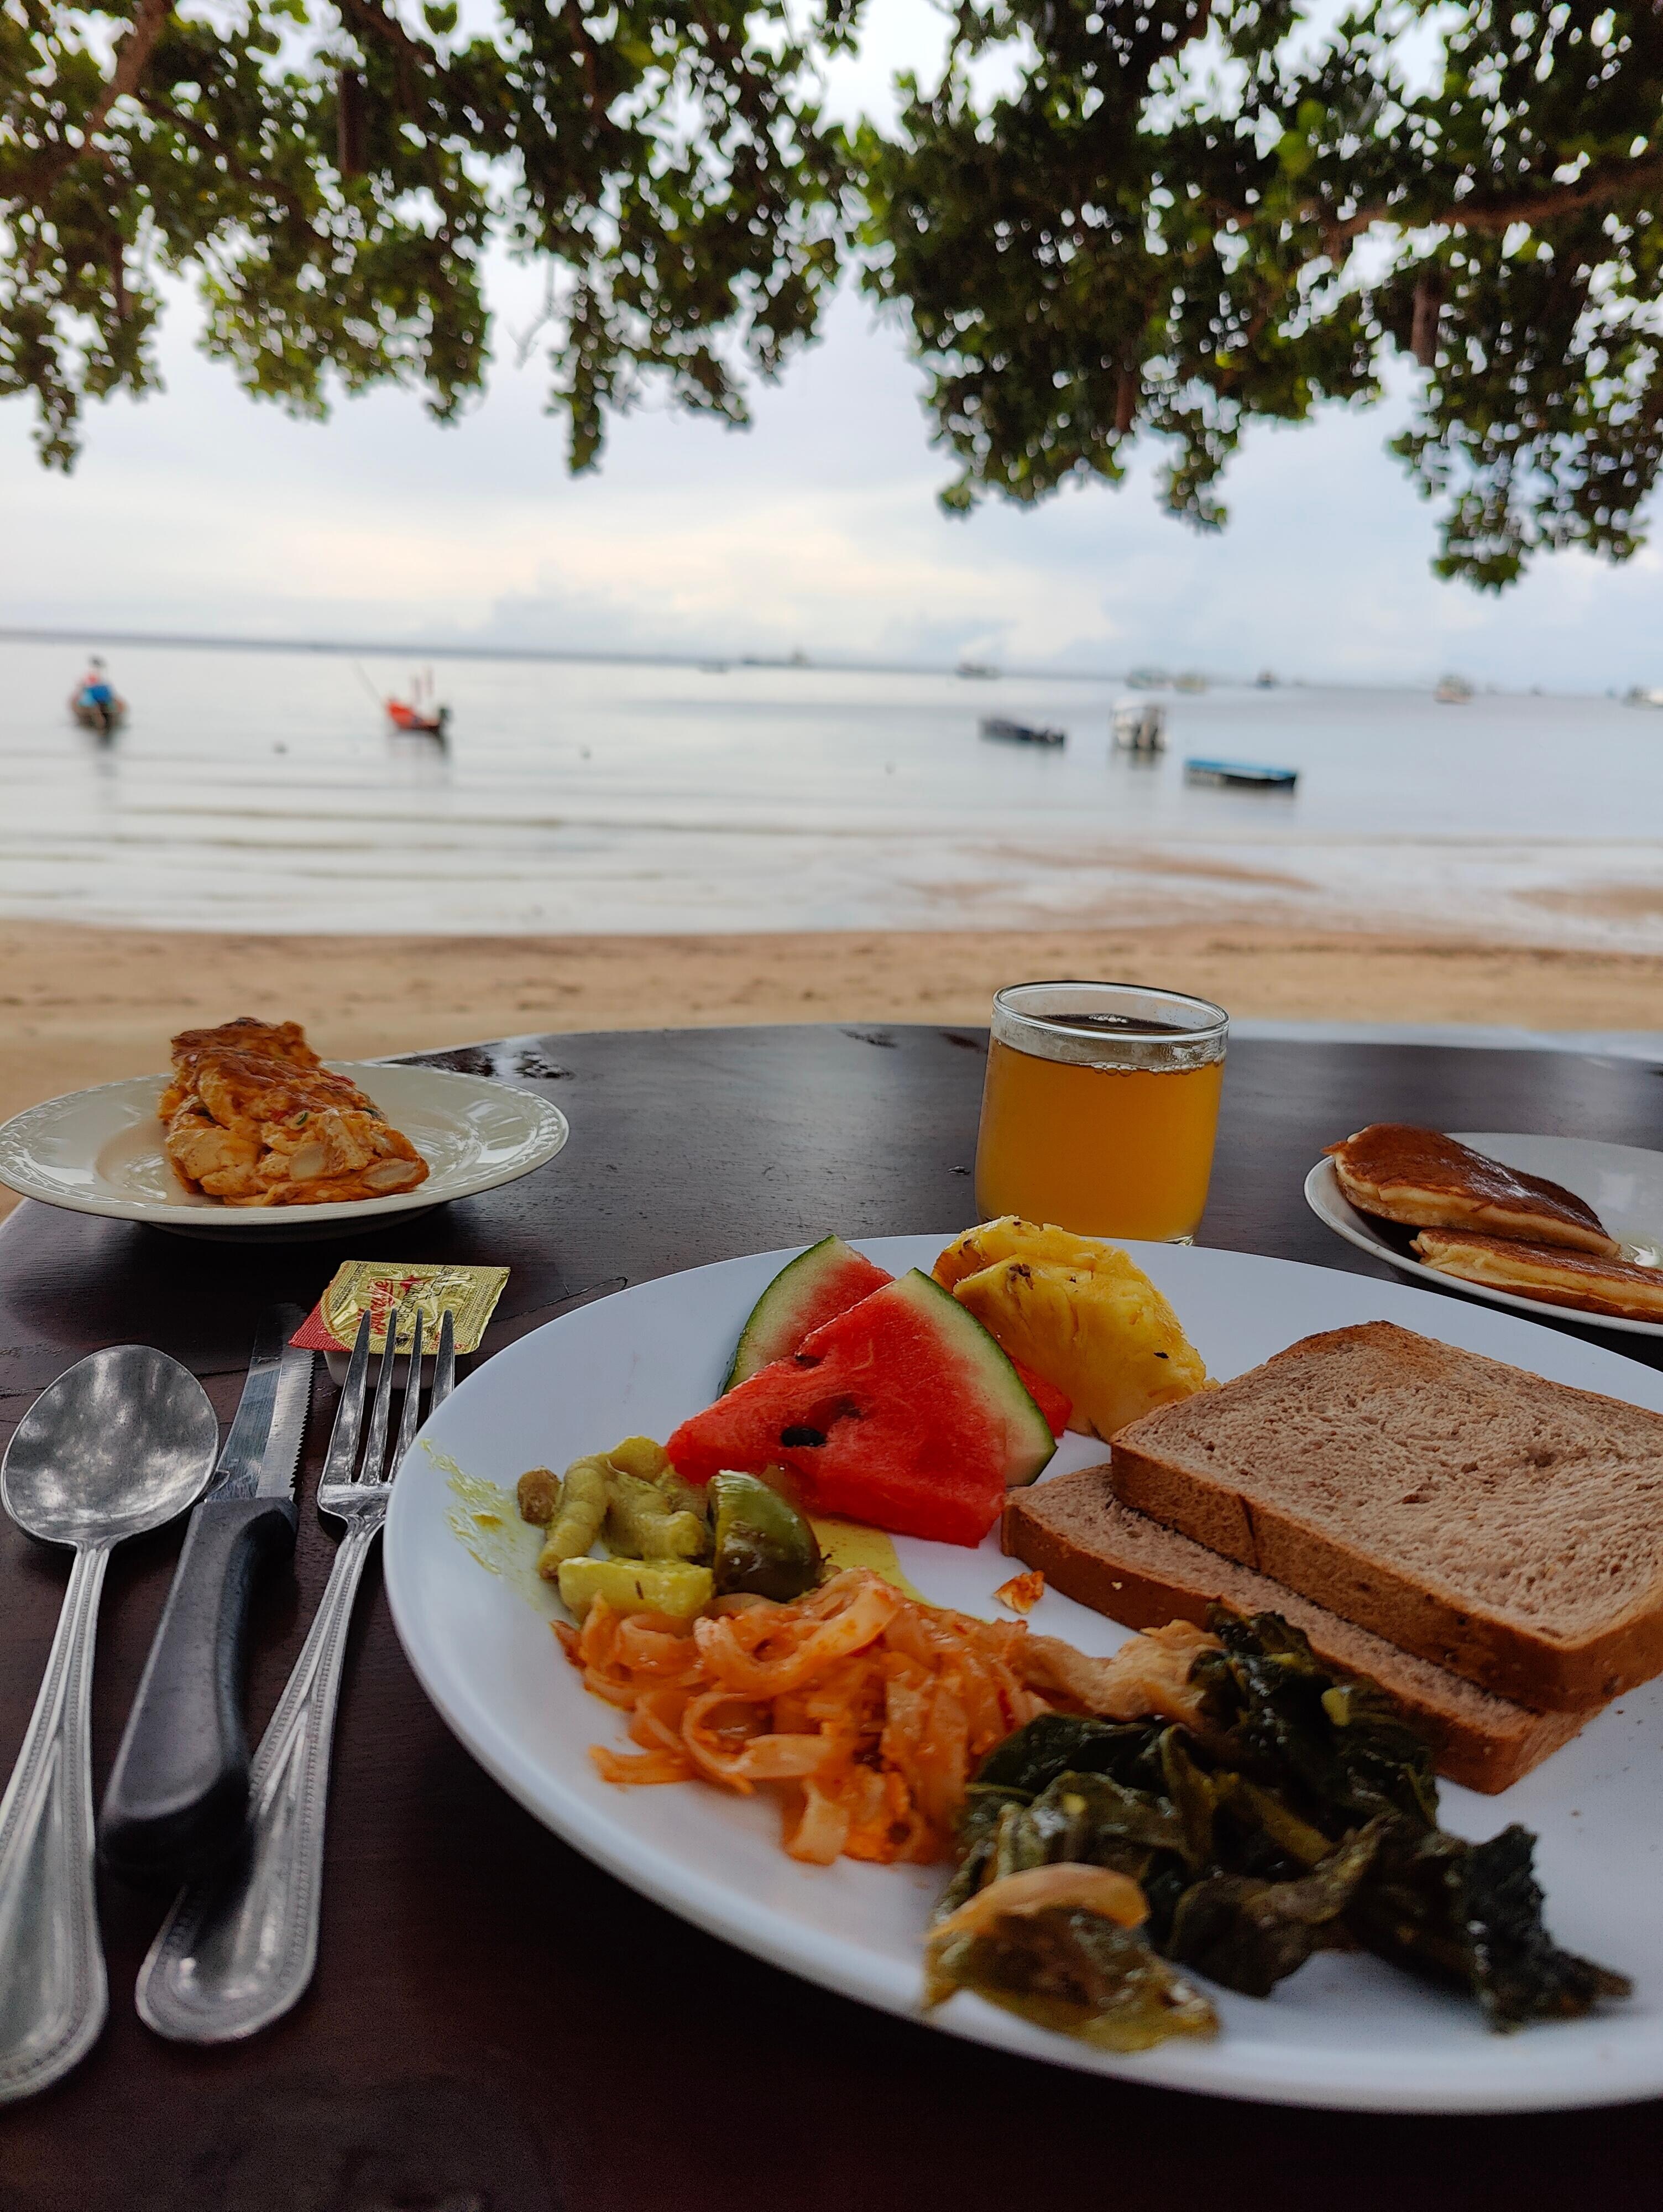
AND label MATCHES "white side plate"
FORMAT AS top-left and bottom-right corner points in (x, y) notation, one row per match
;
(1306, 1131), (1663, 1337)
(0, 1062), (568, 1240)
(384, 1234), (1663, 2113)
